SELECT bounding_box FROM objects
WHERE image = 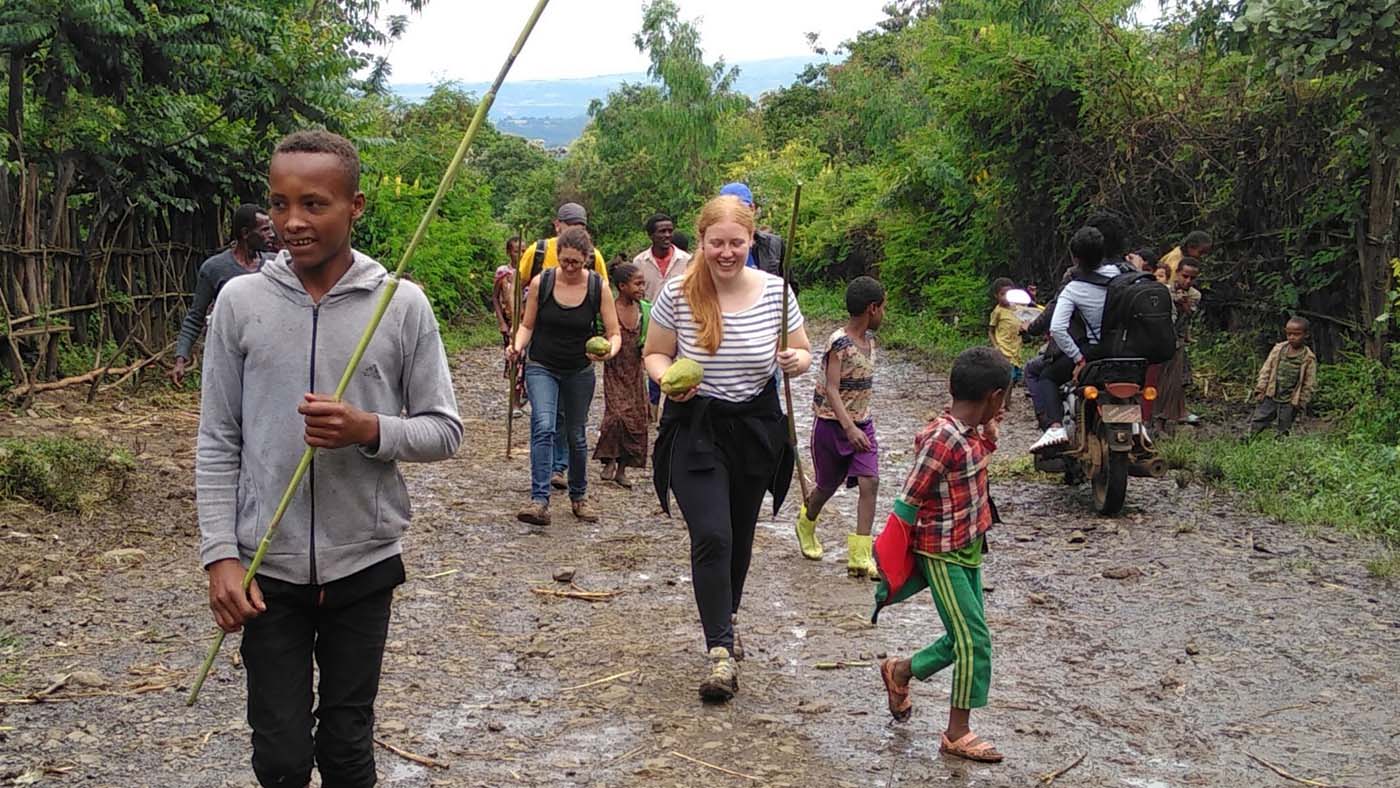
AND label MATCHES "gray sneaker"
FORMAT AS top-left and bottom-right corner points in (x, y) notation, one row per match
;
(698, 646), (738, 702)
